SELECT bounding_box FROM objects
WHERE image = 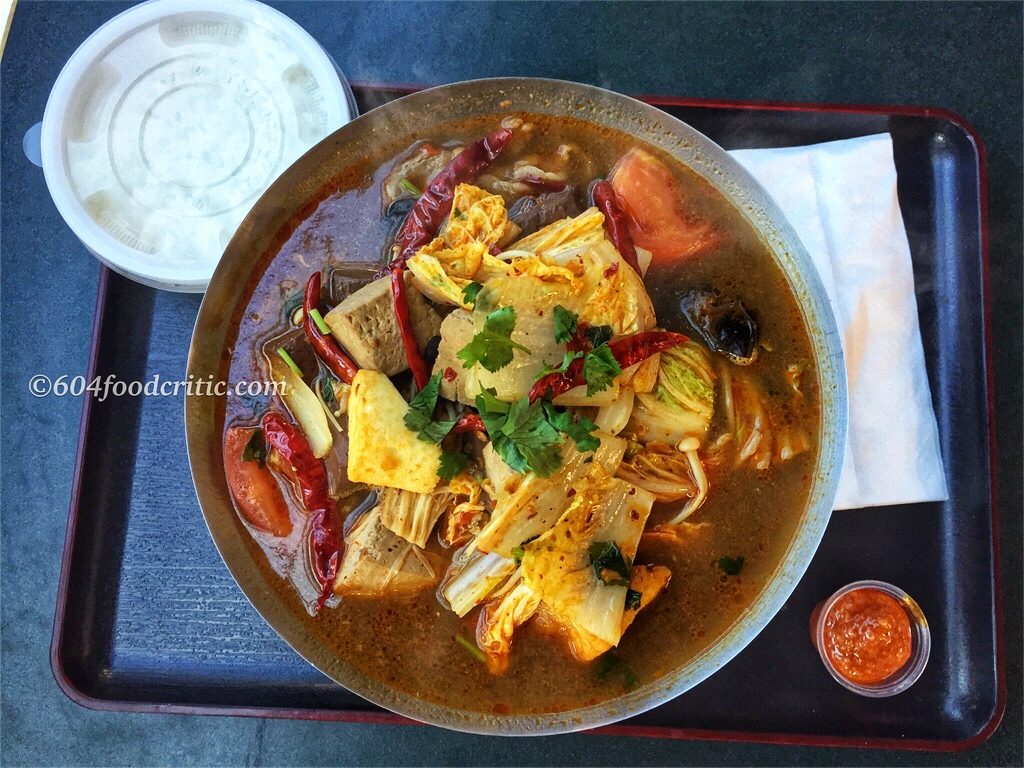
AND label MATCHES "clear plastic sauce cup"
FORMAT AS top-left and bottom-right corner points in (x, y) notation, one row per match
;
(811, 579), (930, 698)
